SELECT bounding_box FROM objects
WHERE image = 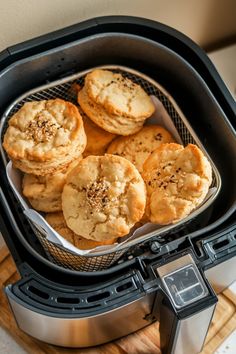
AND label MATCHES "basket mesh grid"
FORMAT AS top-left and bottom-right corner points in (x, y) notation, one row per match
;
(1, 67), (218, 271)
